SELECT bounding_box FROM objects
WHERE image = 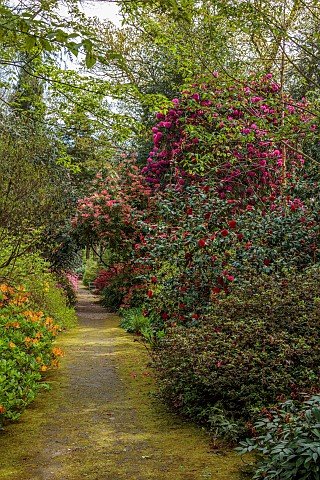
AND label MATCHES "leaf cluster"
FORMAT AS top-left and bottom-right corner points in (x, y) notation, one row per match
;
(237, 394), (320, 479)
